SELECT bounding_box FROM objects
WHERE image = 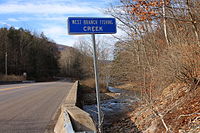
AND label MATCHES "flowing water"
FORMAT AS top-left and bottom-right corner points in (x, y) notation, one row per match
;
(83, 87), (140, 127)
